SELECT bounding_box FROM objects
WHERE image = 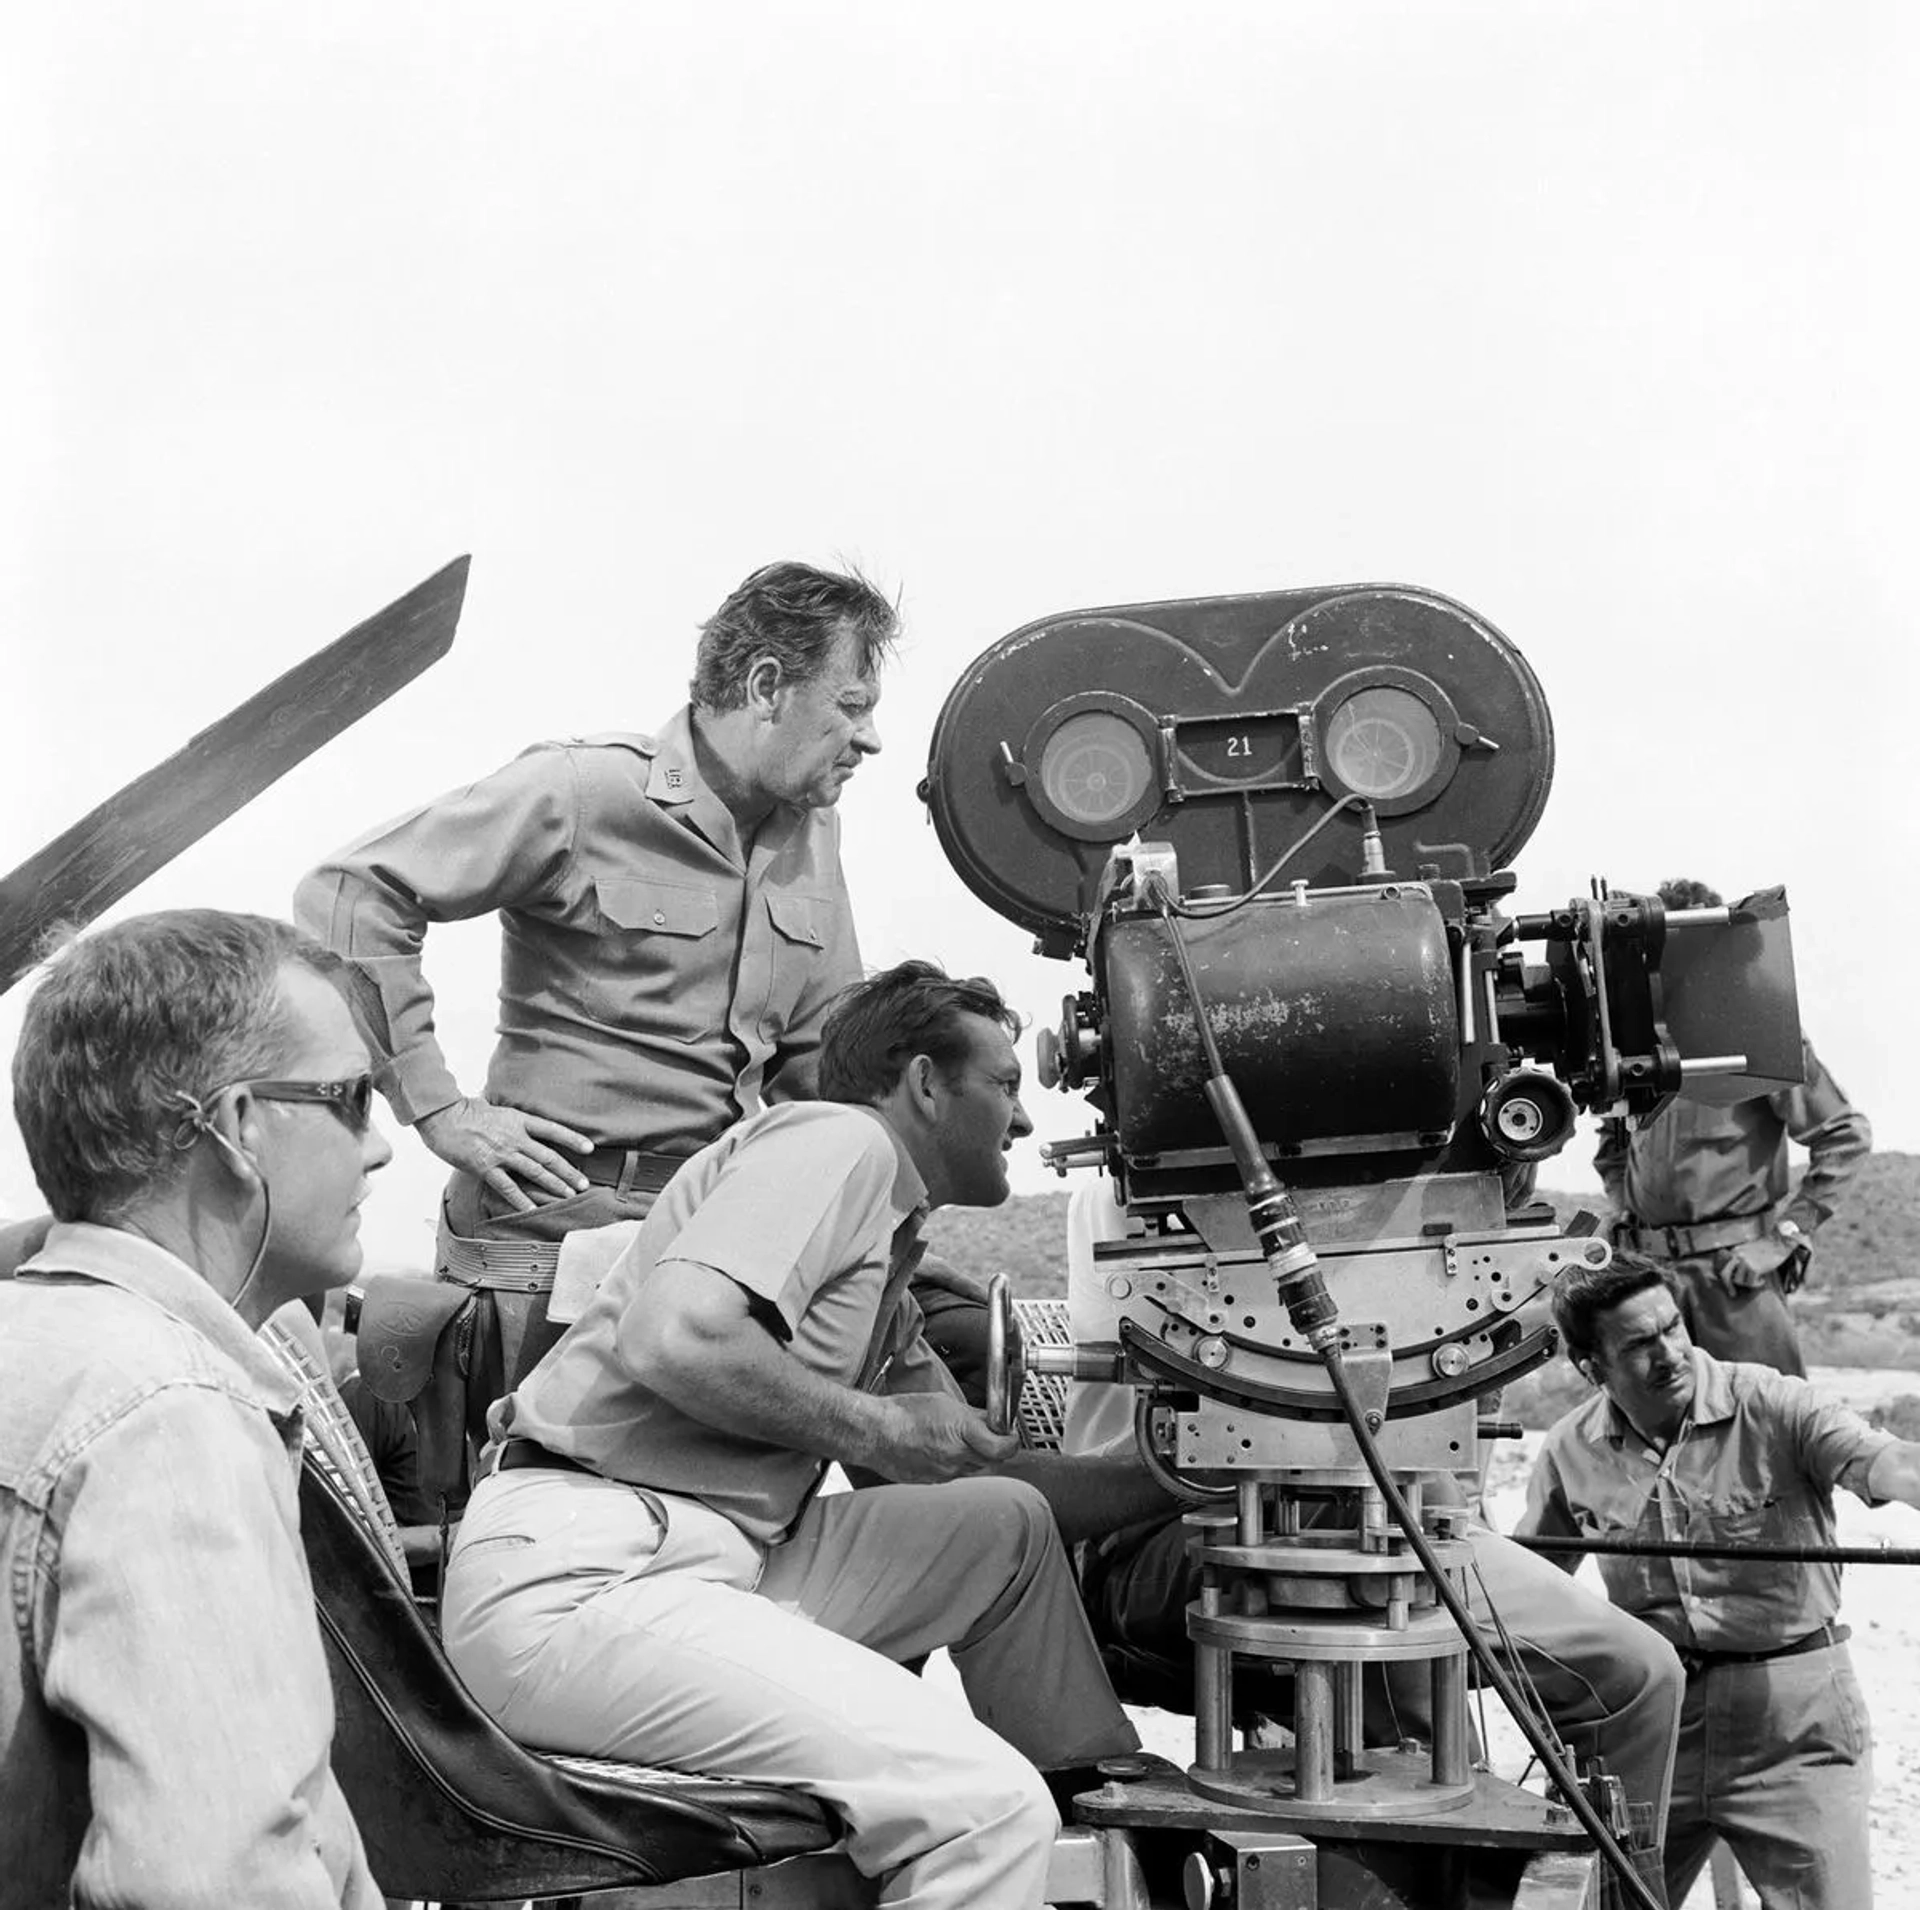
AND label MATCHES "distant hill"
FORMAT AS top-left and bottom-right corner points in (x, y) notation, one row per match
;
(927, 1152), (1920, 1423)
(927, 1151), (1920, 1300)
